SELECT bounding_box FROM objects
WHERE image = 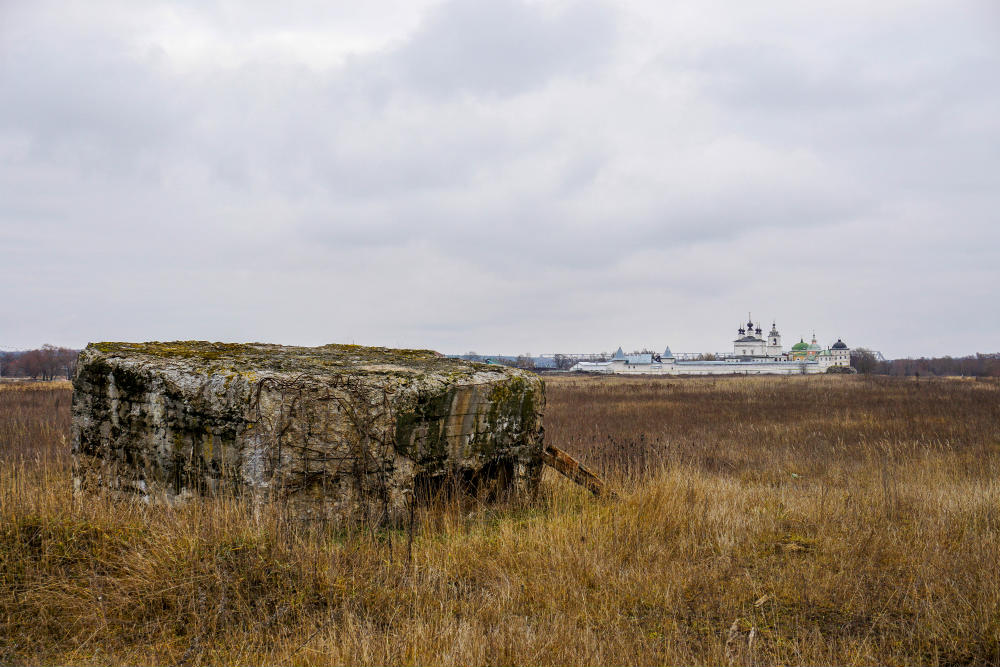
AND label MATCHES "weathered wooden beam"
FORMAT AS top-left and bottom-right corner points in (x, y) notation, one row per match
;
(542, 444), (616, 498)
